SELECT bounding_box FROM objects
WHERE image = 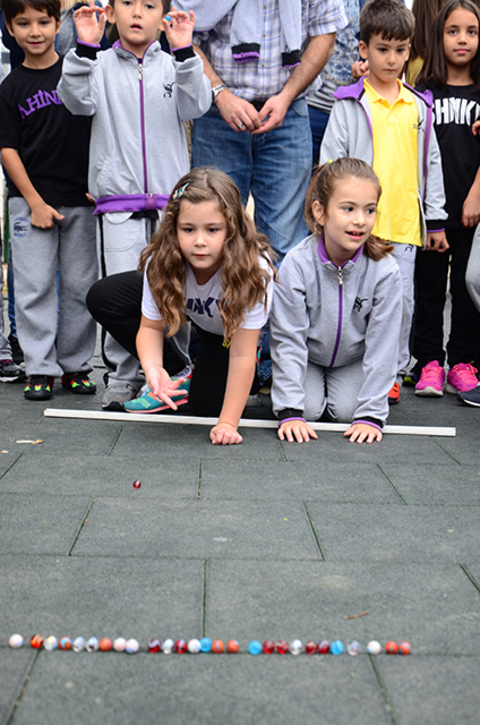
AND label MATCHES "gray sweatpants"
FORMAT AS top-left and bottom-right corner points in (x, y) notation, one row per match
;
(98, 213), (157, 387)
(390, 243), (417, 381)
(9, 198), (98, 377)
(303, 358), (372, 422)
(0, 257), (12, 360)
(466, 223), (480, 314)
